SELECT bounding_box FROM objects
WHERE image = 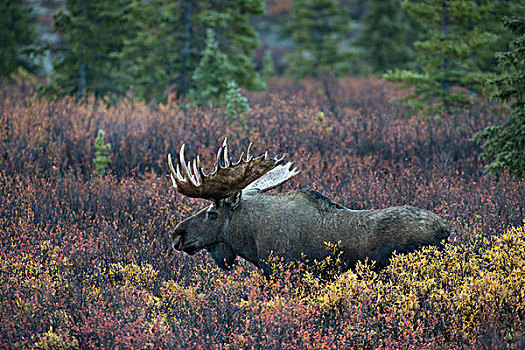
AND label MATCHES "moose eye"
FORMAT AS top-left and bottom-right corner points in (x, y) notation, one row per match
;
(207, 211), (218, 221)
